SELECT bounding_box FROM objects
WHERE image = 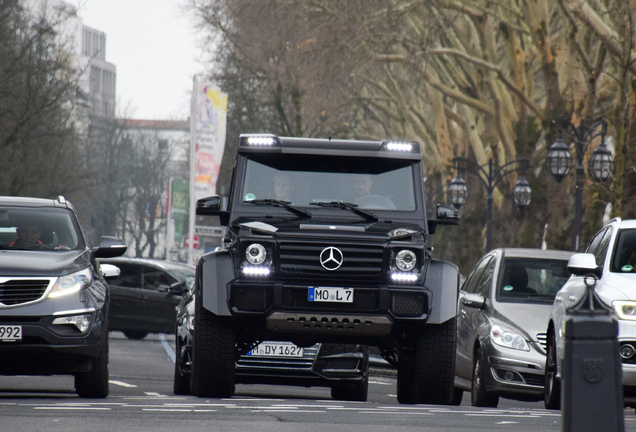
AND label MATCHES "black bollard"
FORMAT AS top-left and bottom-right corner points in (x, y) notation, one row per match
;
(562, 274), (624, 432)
